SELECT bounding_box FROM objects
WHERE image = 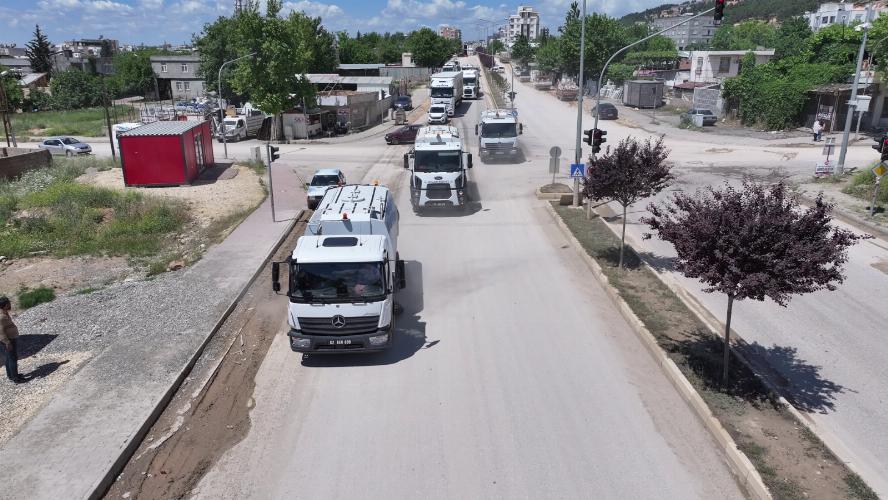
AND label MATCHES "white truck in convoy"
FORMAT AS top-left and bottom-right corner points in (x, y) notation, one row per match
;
(430, 71), (463, 117)
(403, 125), (473, 211)
(462, 69), (480, 100)
(272, 184), (406, 353)
(442, 60), (461, 72)
(475, 109), (523, 160)
(217, 106), (265, 142)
